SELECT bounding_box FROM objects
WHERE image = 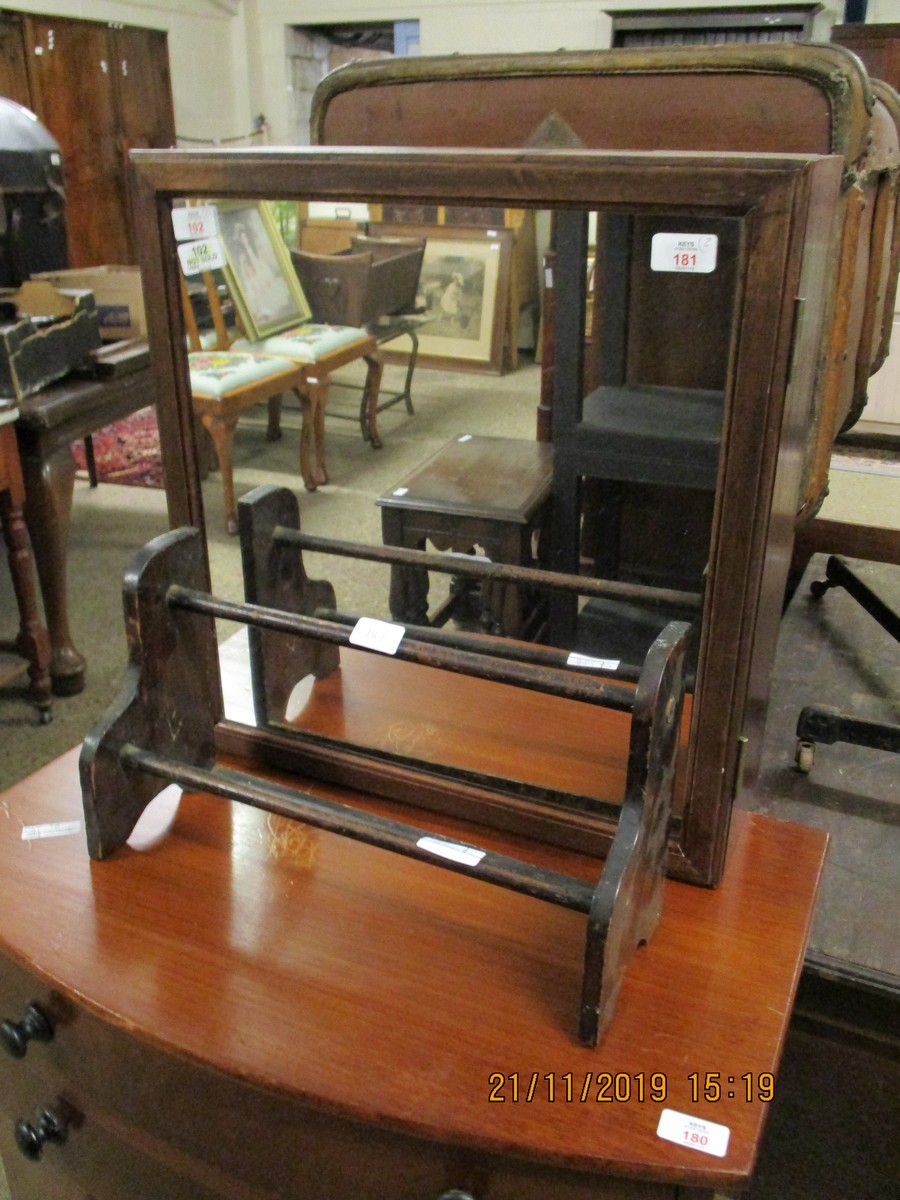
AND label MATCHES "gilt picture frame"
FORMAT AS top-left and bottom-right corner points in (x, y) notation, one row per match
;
(214, 200), (311, 341)
(369, 222), (514, 373)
